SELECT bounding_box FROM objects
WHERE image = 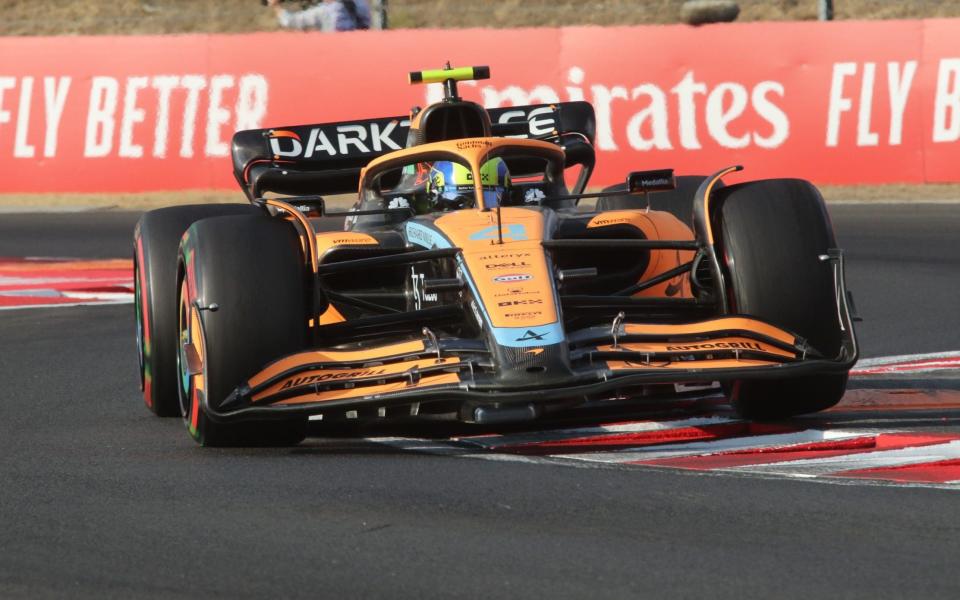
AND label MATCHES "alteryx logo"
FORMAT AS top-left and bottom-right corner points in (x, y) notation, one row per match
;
(493, 274), (533, 283)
